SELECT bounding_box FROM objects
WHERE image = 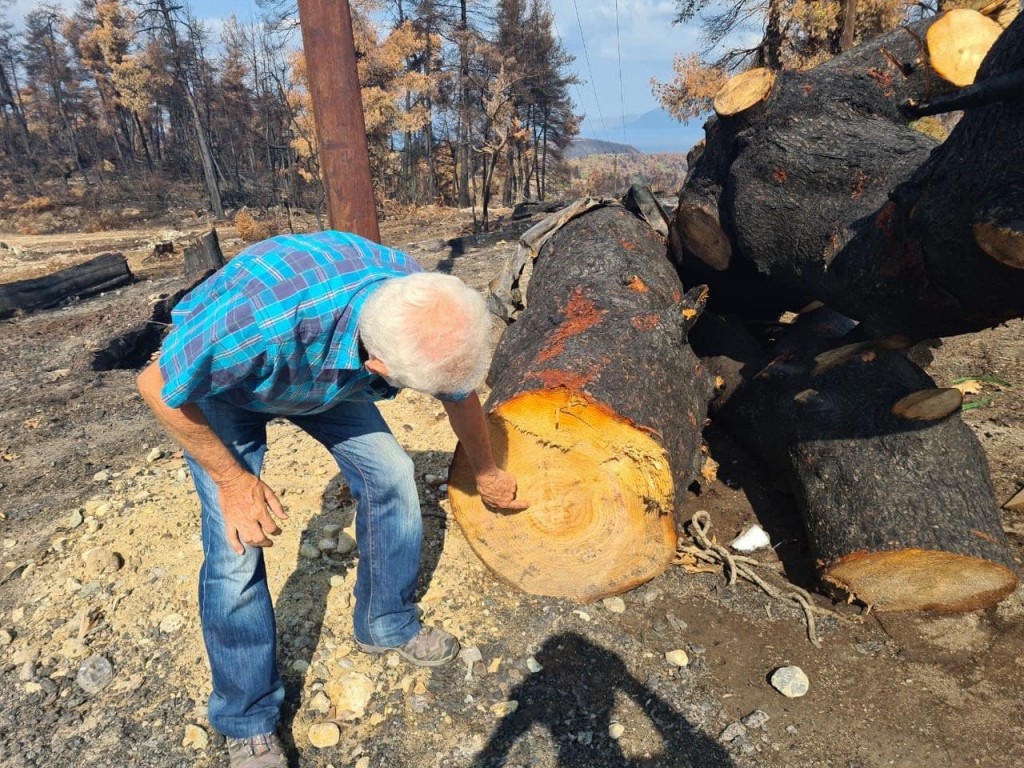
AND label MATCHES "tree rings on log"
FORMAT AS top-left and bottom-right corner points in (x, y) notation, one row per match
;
(825, 549), (1016, 613)
(676, 199), (732, 271)
(449, 205), (714, 602)
(891, 387), (963, 420)
(927, 9), (1004, 86)
(973, 190), (1024, 270)
(449, 390), (677, 601)
(713, 67), (775, 117)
